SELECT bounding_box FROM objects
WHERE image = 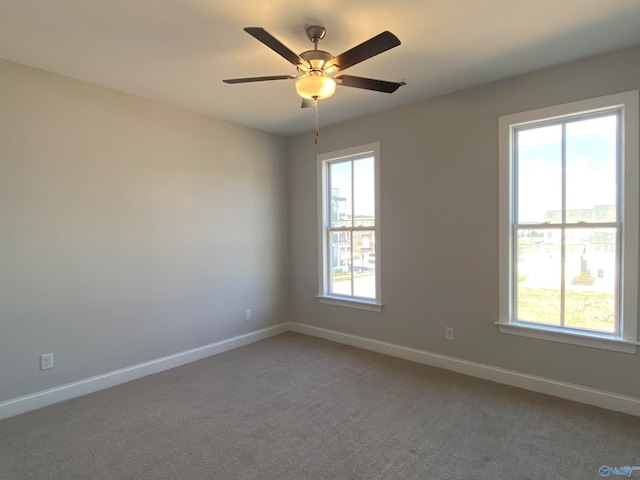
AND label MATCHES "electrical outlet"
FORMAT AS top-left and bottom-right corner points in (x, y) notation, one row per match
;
(245, 309), (252, 321)
(40, 353), (54, 370)
(445, 327), (454, 341)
